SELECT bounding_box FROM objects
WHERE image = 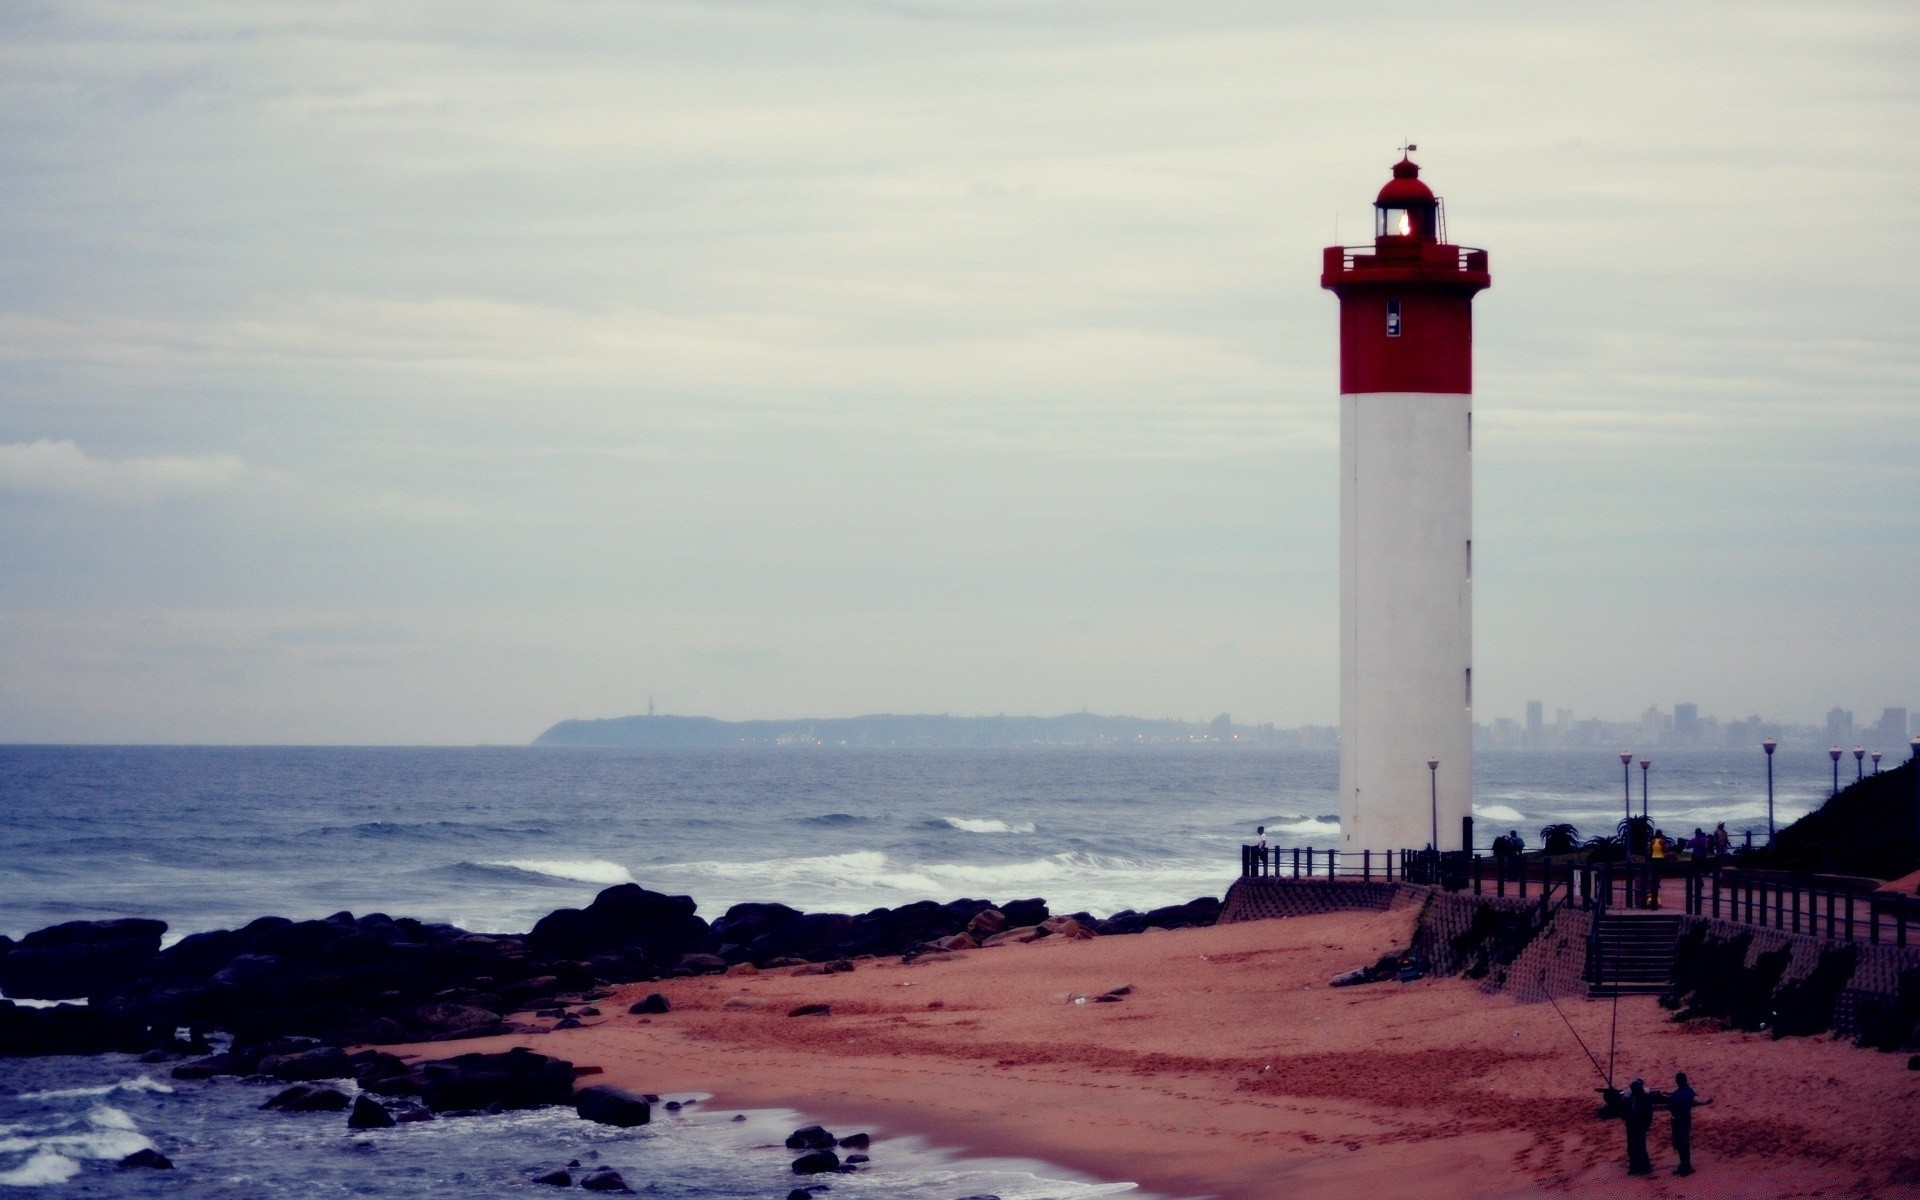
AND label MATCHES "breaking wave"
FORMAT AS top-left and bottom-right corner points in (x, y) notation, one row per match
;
(939, 817), (1037, 834)
(472, 859), (634, 886)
